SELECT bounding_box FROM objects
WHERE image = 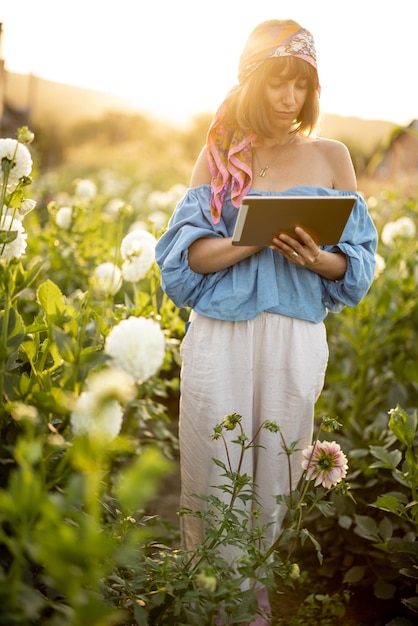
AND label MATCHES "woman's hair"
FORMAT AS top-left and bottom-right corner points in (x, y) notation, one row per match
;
(227, 19), (320, 137)
(206, 19), (321, 222)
